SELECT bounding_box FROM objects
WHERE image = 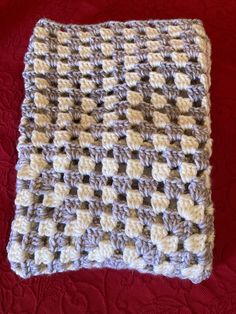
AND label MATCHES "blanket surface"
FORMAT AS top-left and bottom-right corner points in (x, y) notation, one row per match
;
(7, 18), (214, 283)
(0, 1), (236, 313)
